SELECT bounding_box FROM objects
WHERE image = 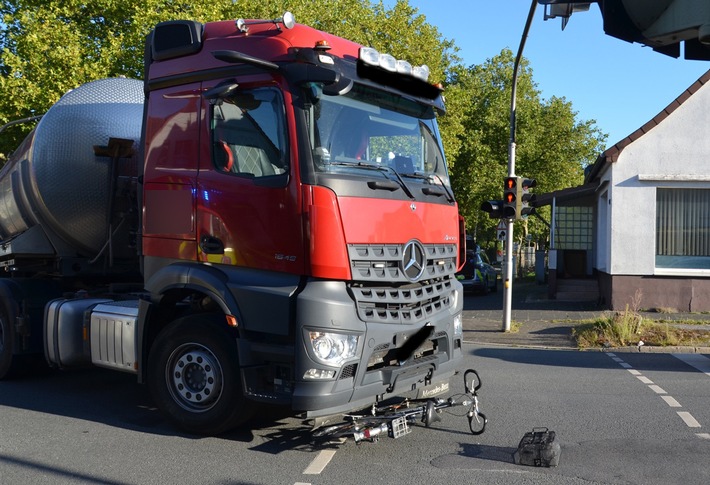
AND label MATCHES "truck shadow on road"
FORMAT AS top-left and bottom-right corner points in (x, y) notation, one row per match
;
(0, 367), (173, 434)
(0, 366), (305, 447)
